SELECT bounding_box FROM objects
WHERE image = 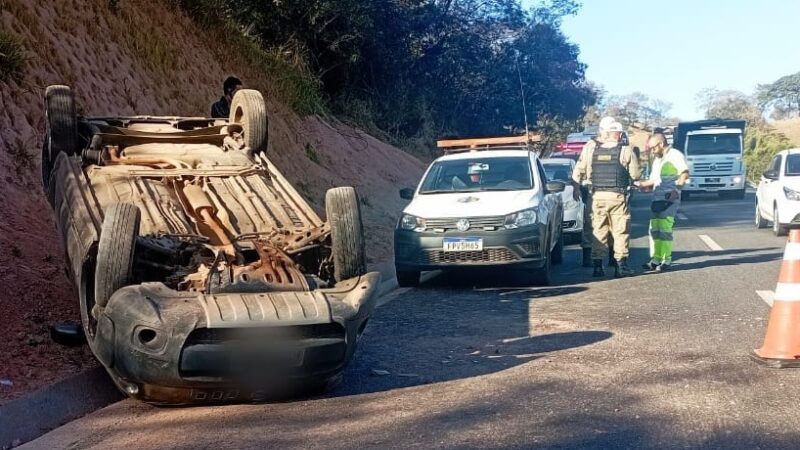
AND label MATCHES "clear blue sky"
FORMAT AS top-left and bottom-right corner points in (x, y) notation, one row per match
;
(549, 1), (800, 120)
